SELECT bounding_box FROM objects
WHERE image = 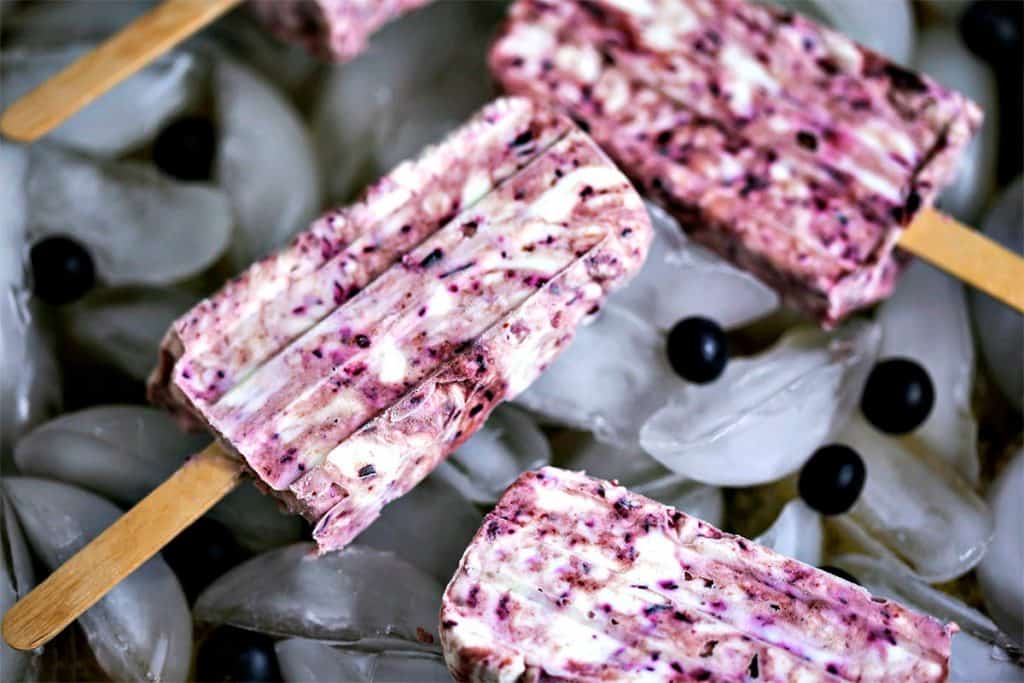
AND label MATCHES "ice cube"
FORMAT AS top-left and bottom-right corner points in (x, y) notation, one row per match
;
(516, 305), (685, 447)
(213, 56), (321, 269)
(754, 499), (823, 567)
(632, 474), (725, 528)
(4, 477), (191, 683)
(355, 473), (482, 584)
(0, 47), (200, 159)
(312, 1), (493, 203)
(608, 203), (779, 331)
(977, 450), (1023, 644)
(970, 177), (1023, 413)
(1, 495), (36, 683)
(558, 434), (671, 488)
(13, 405), (302, 552)
(0, 146), (61, 468)
(878, 260), (979, 483)
(276, 639), (450, 683)
(24, 145), (232, 286)
(61, 287), (196, 381)
(640, 321), (880, 486)
(840, 416), (993, 582)
(436, 406), (550, 505)
(834, 554), (1022, 681)
(915, 28), (997, 223)
(194, 543), (443, 647)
